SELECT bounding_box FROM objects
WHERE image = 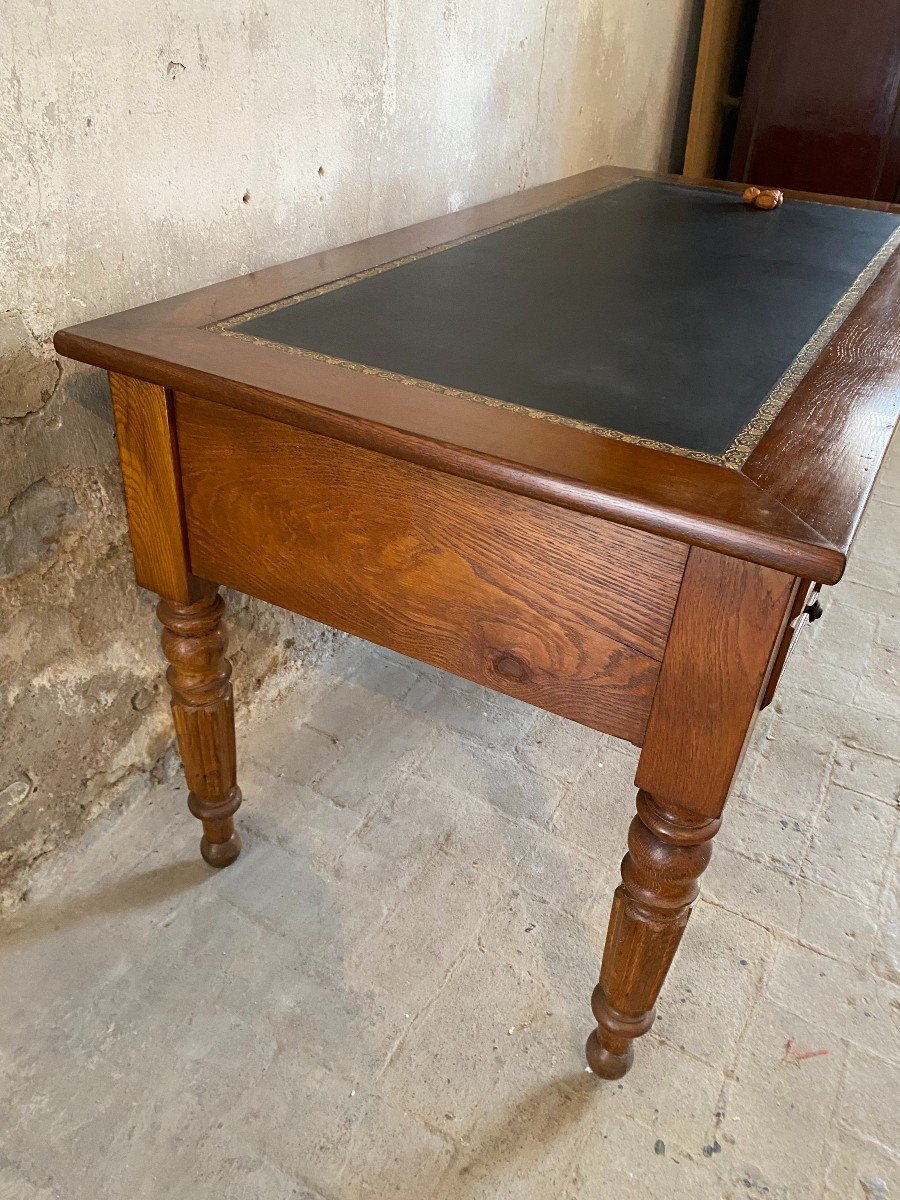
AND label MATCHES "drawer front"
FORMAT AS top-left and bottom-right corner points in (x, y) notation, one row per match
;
(176, 394), (689, 745)
(760, 580), (819, 709)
